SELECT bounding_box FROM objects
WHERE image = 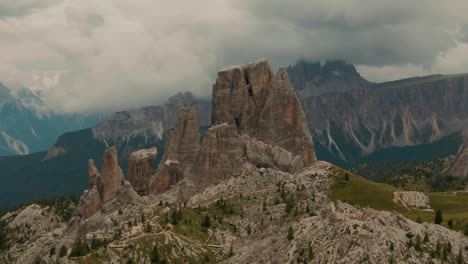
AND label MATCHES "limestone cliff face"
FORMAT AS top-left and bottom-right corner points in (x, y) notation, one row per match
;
(87, 159), (101, 189)
(126, 147), (157, 196)
(76, 146), (132, 219)
(211, 59), (316, 167)
(100, 146), (125, 204)
(76, 160), (103, 219)
(257, 68), (316, 164)
(288, 60), (468, 165)
(150, 106), (200, 194)
(211, 59), (273, 135)
(192, 124), (244, 187)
